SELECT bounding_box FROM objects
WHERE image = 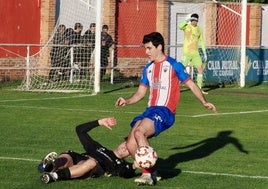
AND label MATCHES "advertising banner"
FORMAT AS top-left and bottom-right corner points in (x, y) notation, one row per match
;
(205, 48), (268, 84)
